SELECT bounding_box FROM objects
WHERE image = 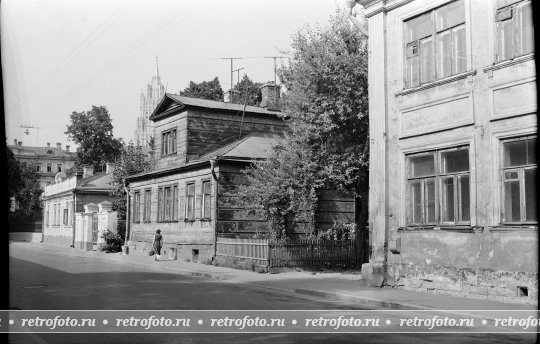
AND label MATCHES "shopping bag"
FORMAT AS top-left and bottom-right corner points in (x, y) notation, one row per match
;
(149, 249), (154, 256)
